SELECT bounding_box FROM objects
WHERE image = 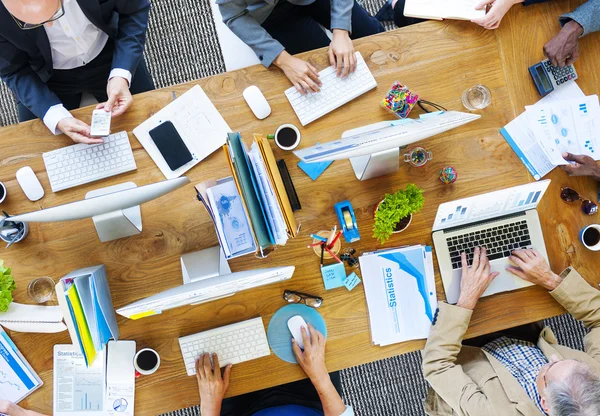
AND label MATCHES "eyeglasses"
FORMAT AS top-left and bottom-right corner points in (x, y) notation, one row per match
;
(560, 187), (598, 215)
(283, 290), (323, 308)
(417, 100), (447, 114)
(9, 0), (65, 30)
